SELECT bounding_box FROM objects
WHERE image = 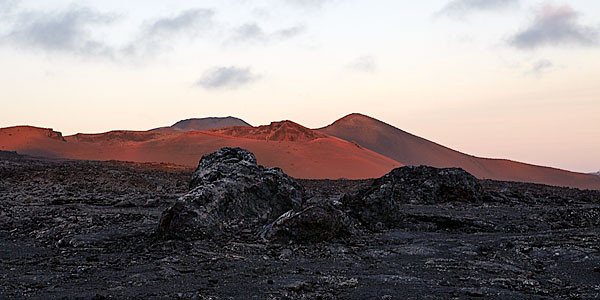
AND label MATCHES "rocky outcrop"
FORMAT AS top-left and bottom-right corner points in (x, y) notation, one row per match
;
(158, 150), (493, 241)
(158, 147), (305, 240)
(343, 166), (487, 230)
(260, 202), (349, 244)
